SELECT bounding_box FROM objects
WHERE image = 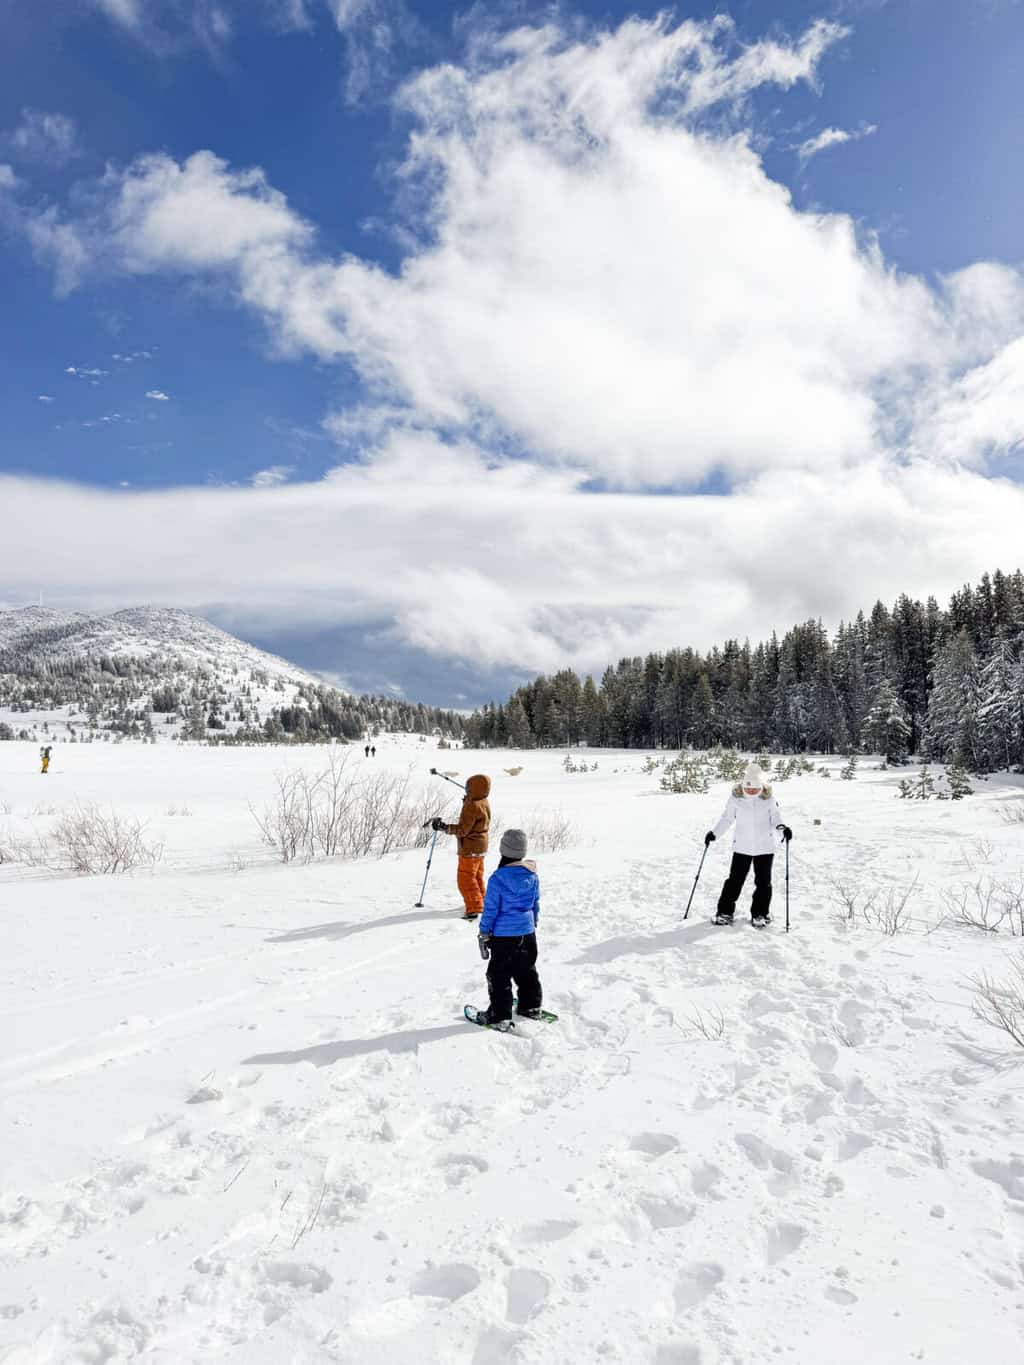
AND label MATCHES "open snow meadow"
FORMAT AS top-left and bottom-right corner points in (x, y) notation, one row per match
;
(3, 739), (1024, 1365)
